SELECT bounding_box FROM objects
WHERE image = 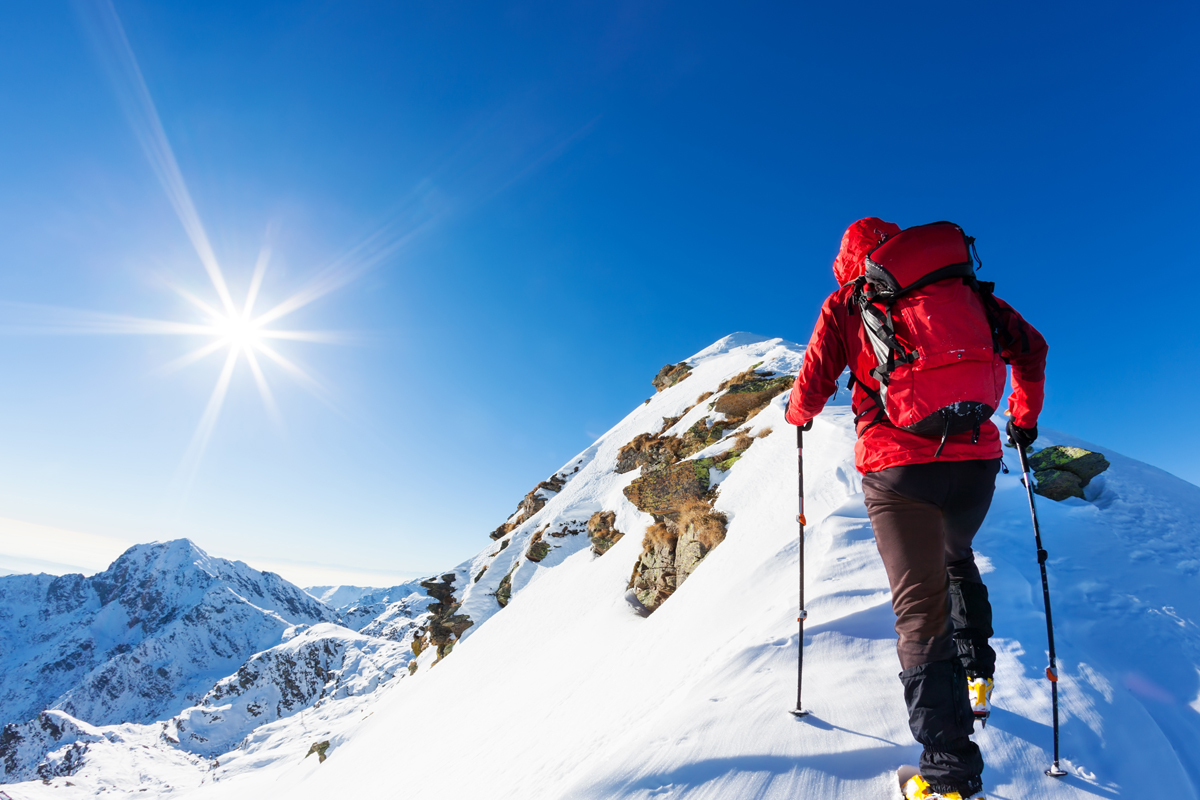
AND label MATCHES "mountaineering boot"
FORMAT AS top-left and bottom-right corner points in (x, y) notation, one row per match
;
(900, 770), (986, 800)
(898, 661), (983, 792)
(968, 676), (993, 724)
